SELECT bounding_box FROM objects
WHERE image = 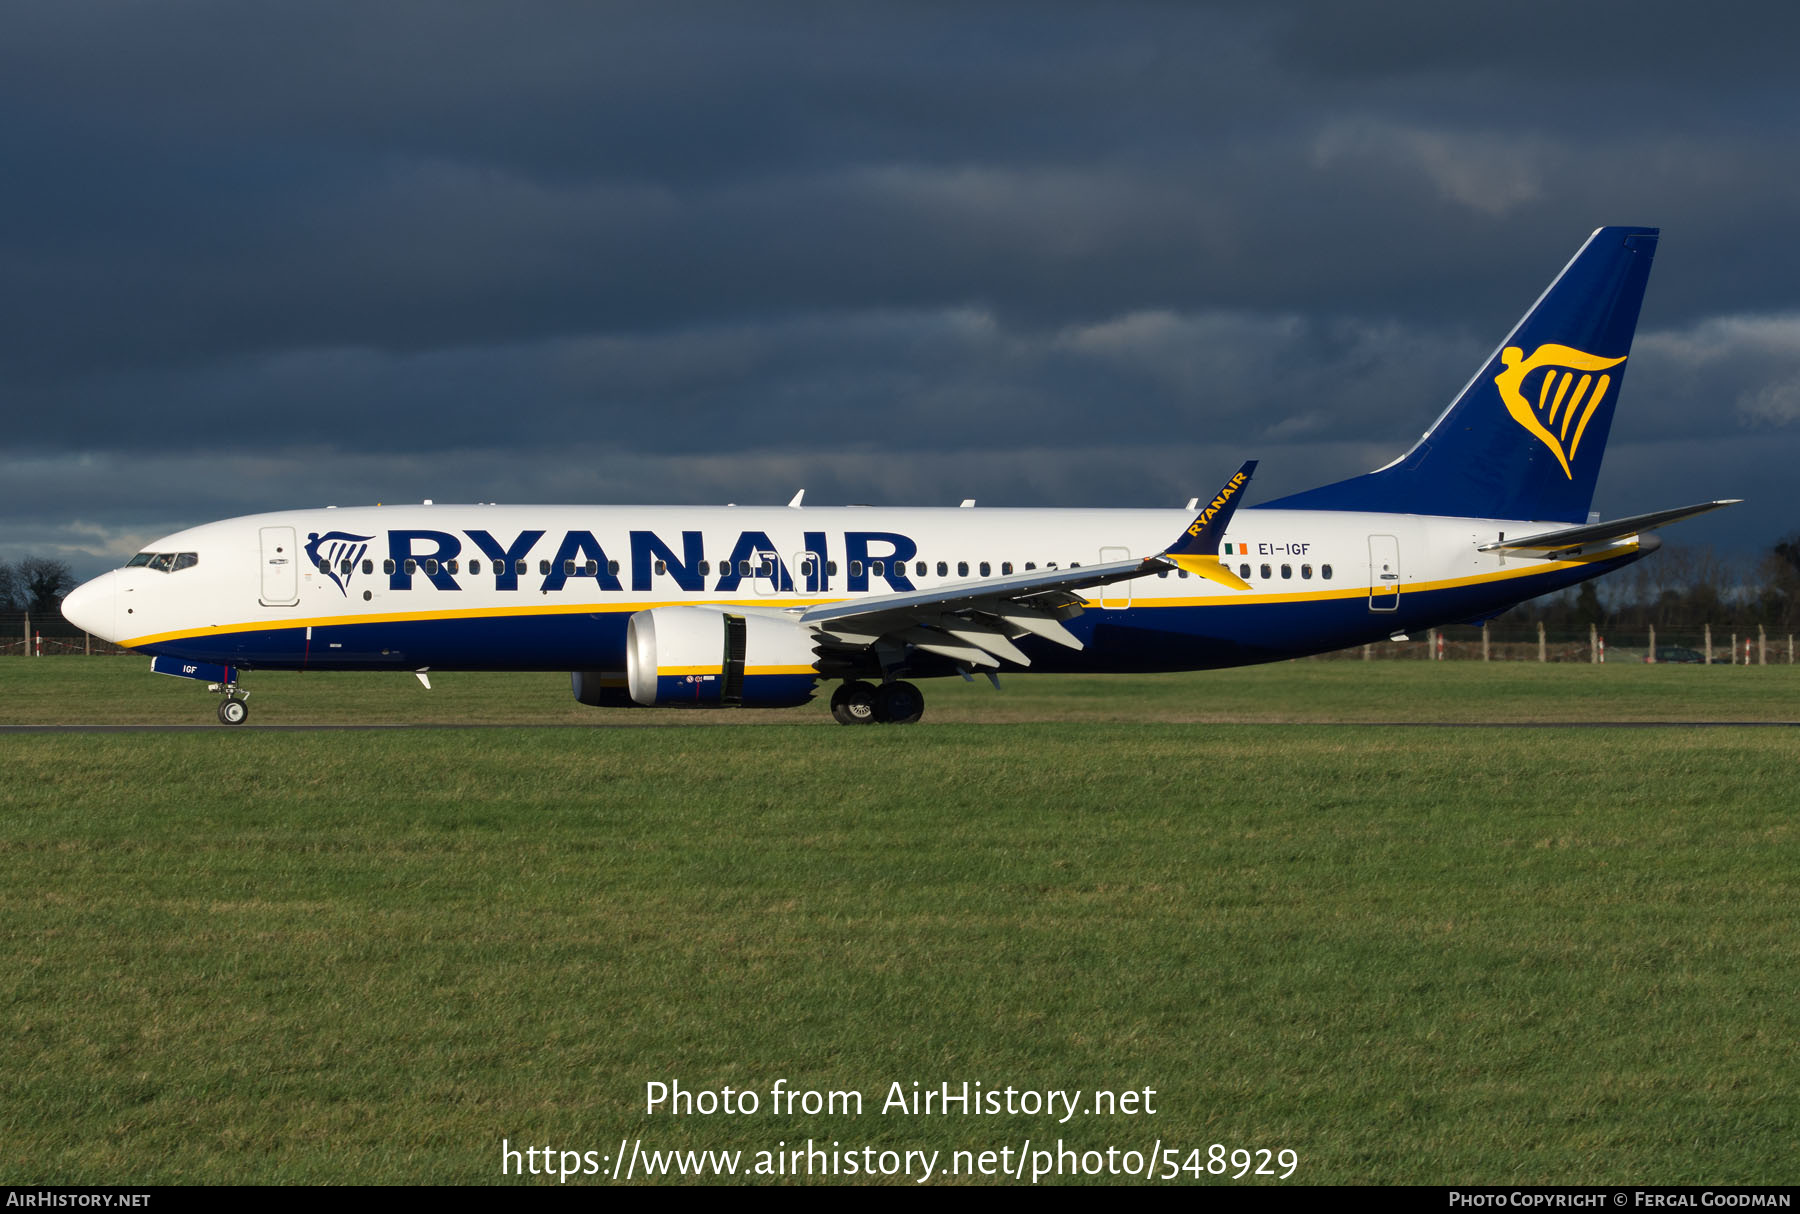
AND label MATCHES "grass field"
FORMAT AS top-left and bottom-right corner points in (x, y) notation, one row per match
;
(3, 652), (1798, 726)
(1, 659), (1796, 1185)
